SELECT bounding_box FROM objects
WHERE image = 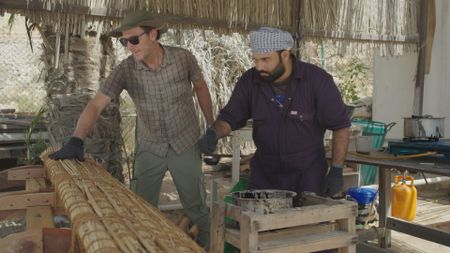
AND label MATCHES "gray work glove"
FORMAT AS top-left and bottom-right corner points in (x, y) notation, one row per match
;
(323, 166), (344, 197)
(49, 137), (85, 161)
(198, 127), (218, 155)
